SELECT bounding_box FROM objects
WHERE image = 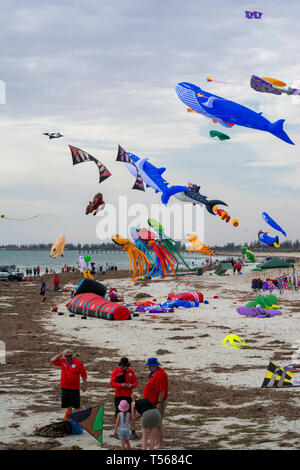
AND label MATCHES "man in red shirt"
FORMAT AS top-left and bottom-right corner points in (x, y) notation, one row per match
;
(110, 357), (138, 440)
(144, 357), (168, 449)
(51, 349), (87, 416)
